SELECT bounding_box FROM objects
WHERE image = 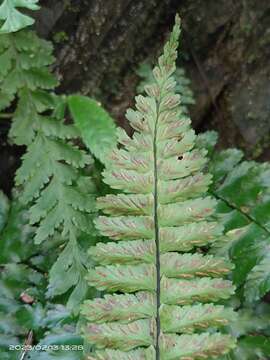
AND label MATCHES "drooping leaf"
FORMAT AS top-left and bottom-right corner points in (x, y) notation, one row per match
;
(68, 95), (117, 165)
(47, 236), (90, 310)
(244, 252), (270, 303)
